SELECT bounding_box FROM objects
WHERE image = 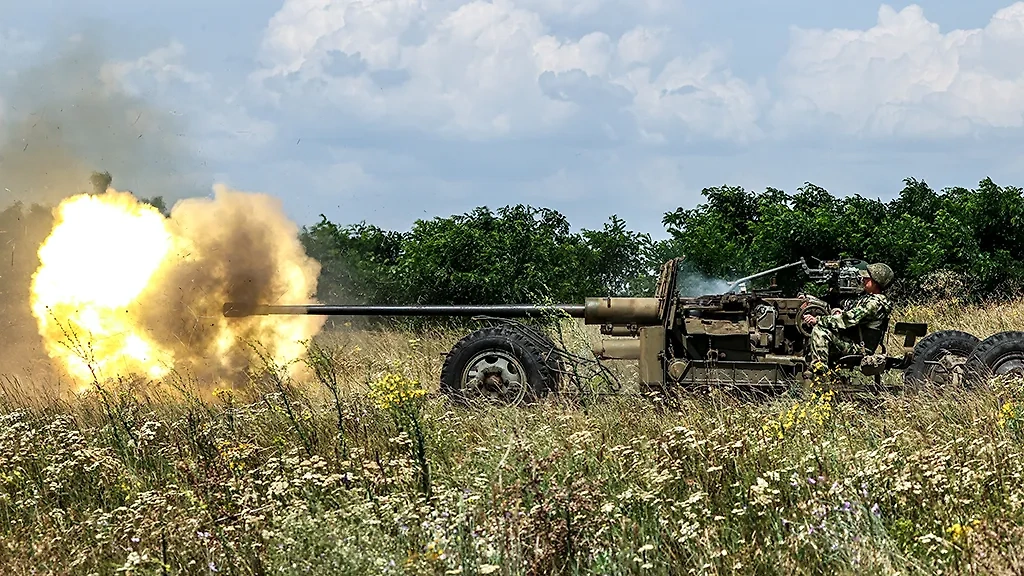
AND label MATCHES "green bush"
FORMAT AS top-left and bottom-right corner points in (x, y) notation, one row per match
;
(300, 177), (1024, 307)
